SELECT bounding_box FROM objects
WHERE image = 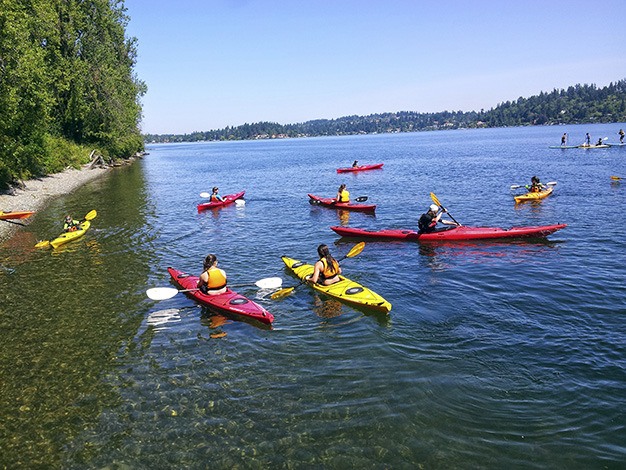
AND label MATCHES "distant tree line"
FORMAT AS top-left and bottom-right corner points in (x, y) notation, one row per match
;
(0, 0), (146, 189)
(145, 79), (626, 143)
